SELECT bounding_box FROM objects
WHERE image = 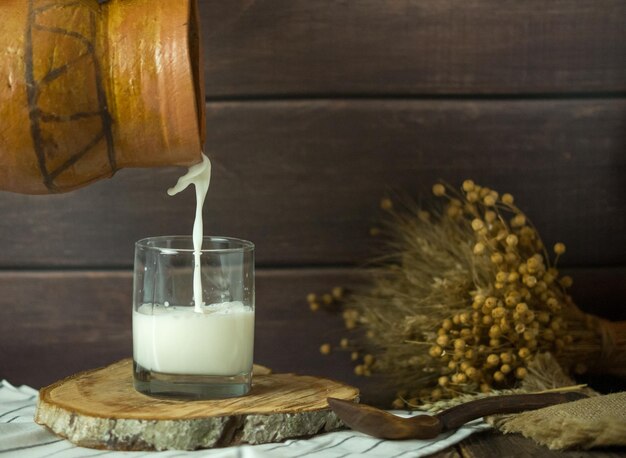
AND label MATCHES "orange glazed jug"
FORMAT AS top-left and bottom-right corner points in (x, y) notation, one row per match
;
(0, 0), (205, 194)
